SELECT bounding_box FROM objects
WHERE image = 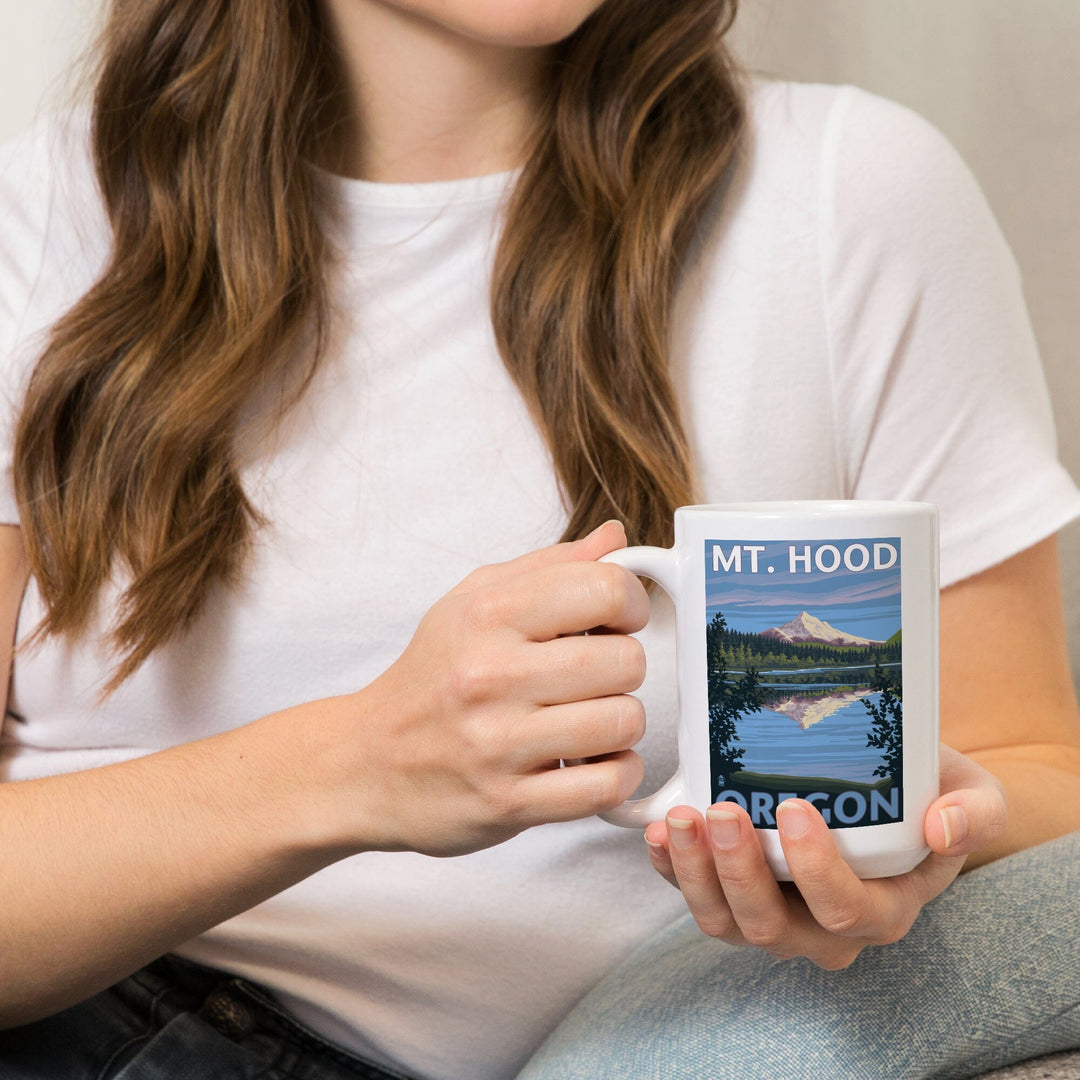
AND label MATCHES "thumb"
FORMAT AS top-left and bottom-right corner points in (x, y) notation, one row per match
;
(925, 746), (1008, 858)
(568, 519), (629, 562)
